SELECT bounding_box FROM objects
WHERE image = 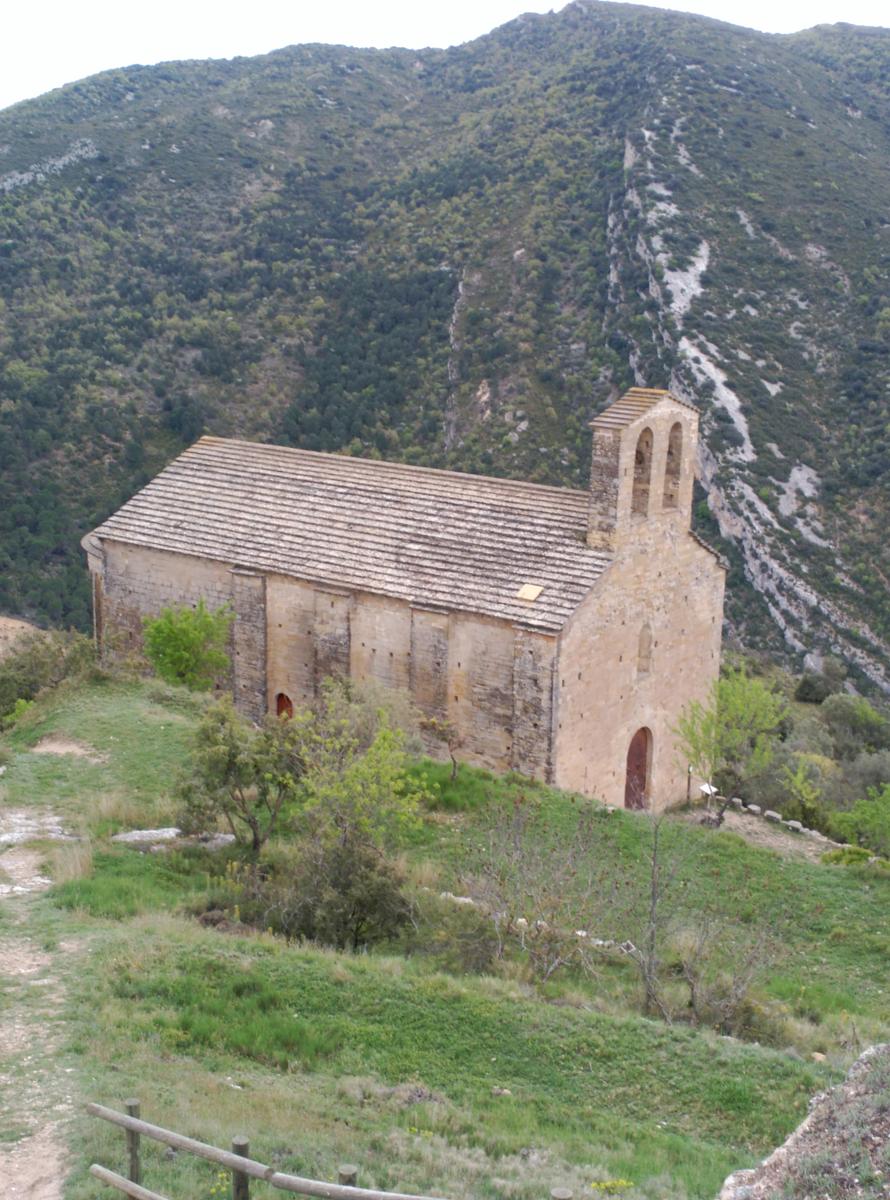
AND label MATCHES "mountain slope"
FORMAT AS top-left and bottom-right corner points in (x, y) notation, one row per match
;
(0, 1), (888, 684)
